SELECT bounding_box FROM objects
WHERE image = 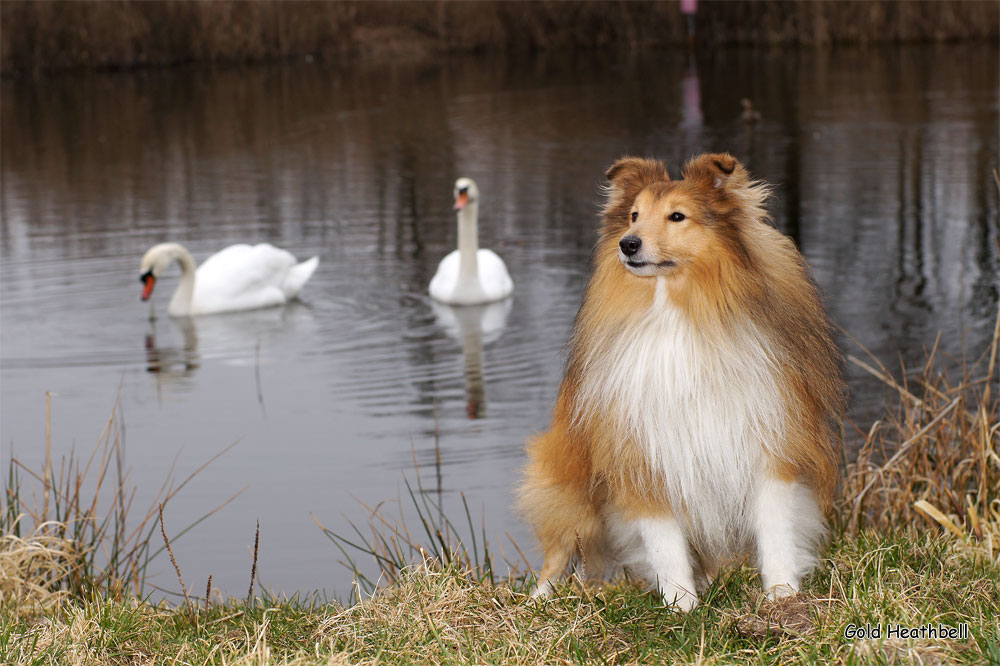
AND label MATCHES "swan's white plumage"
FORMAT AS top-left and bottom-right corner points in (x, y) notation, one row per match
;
(193, 244), (316, 313)
(429, 177), (513, 305)
(429, 248), (513, 305)
(140, 242), (318, 317)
